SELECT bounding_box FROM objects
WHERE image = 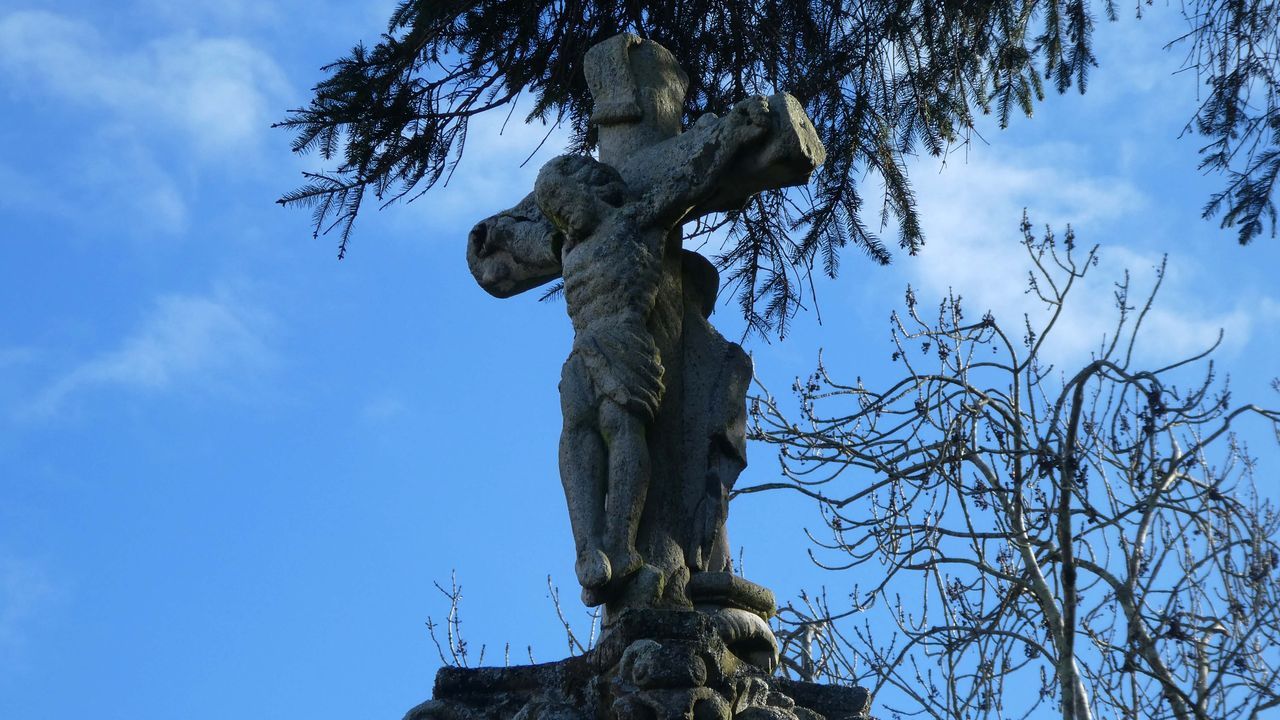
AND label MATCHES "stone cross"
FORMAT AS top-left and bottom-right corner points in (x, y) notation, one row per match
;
(466, 34), (825, 631)
(403, 37), (872, 720)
